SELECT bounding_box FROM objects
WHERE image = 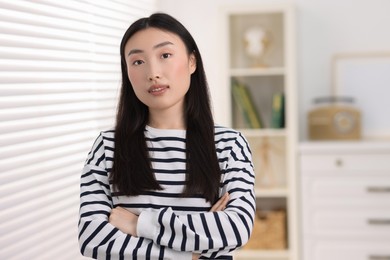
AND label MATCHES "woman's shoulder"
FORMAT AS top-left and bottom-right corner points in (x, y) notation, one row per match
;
(214, 125), (245, 145)
(101, 129), (115, 138)
(92, 129), (115, 148)
(214, 125), (241, 137)
(214, 125), (250, 146)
